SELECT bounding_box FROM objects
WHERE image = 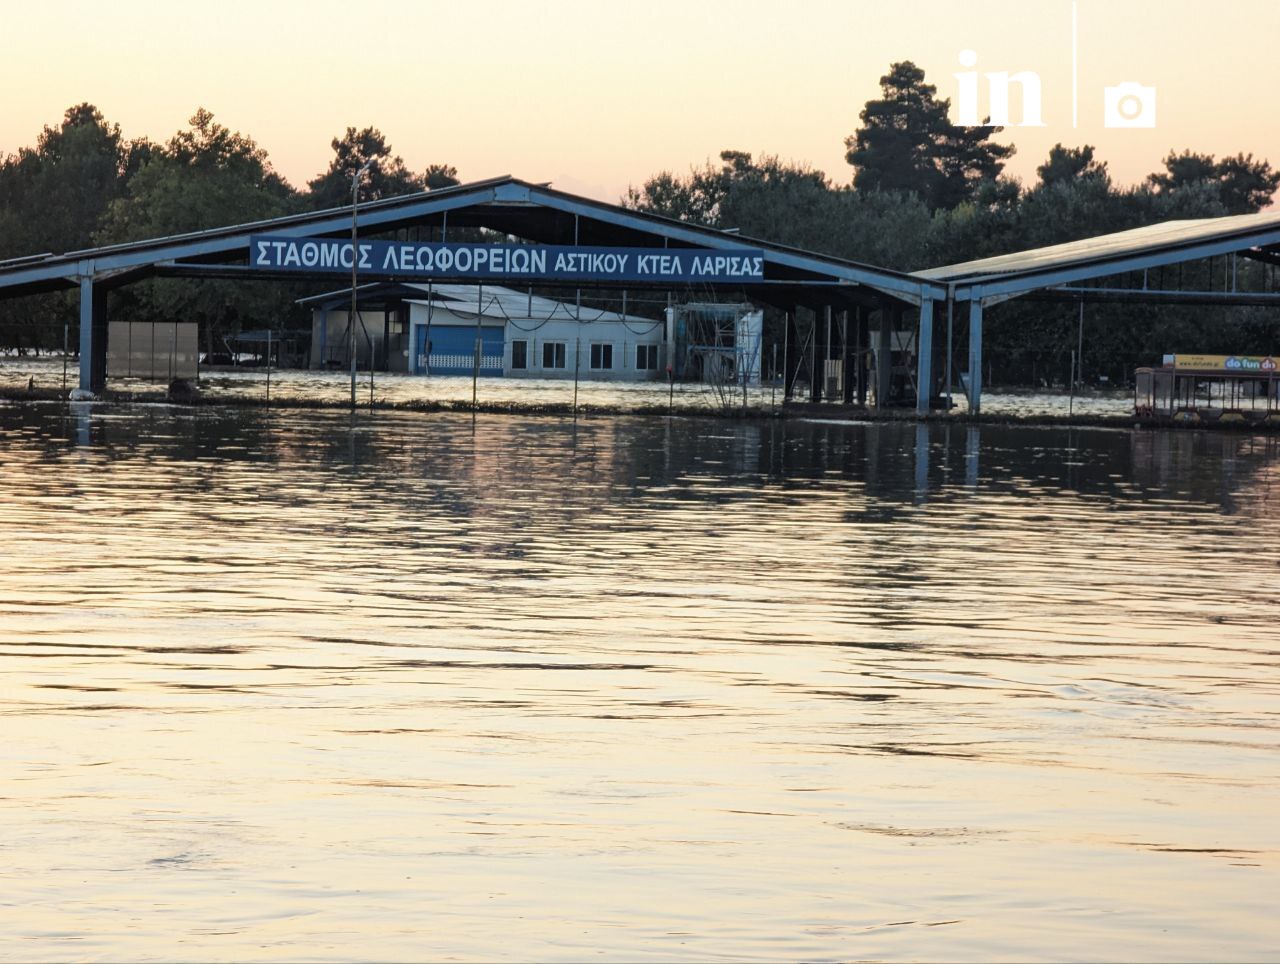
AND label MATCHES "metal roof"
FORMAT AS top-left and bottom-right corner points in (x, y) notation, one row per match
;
(300, 281), (657, 325)
(923, 208), (1280, 299)
(0, 175), (942, 305)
